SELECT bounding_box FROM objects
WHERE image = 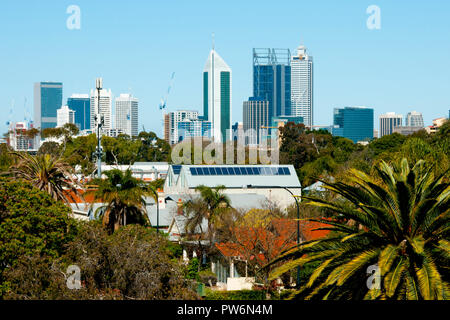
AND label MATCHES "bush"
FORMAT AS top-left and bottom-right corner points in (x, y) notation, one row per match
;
(0, 178), (77, 278)
(198, 270), (217, 287)
(186, 257), (200, 280)
(62, 223), (199, 300)
(204, 289), (265, 300)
